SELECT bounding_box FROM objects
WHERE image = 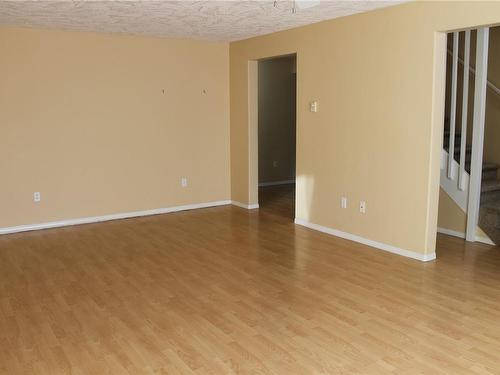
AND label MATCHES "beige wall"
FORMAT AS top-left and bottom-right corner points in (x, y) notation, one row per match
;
(0, 27), (230, 228)
(258, 56), (296, 184)
(438, 188), (490, 240)
(438, 188), (467, 233)
(230, 1), (500, 256)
